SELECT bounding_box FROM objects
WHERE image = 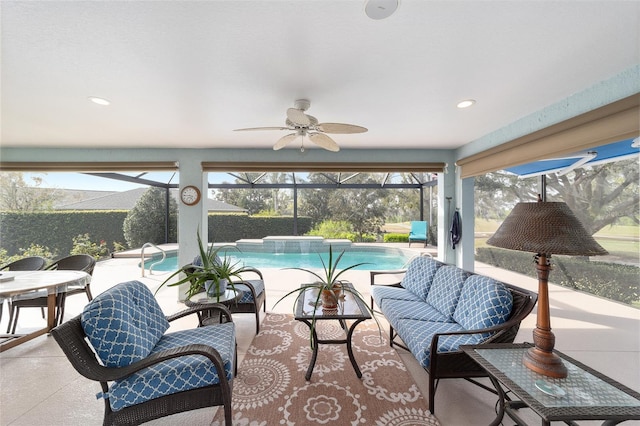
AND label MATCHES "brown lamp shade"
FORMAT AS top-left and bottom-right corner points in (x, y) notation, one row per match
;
(487, 202), (608, 256)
